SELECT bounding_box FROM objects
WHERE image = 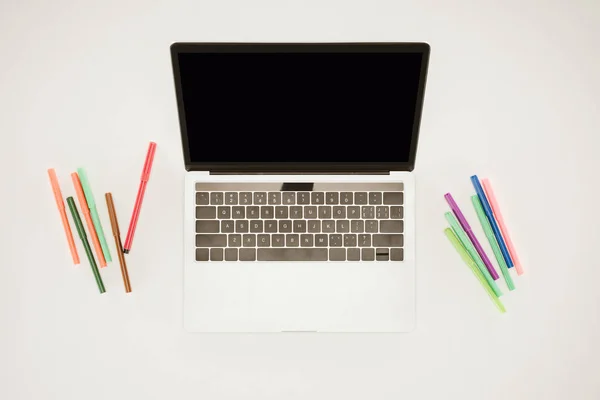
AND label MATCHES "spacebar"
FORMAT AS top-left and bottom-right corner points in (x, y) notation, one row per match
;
(257, 248), (328, 261)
